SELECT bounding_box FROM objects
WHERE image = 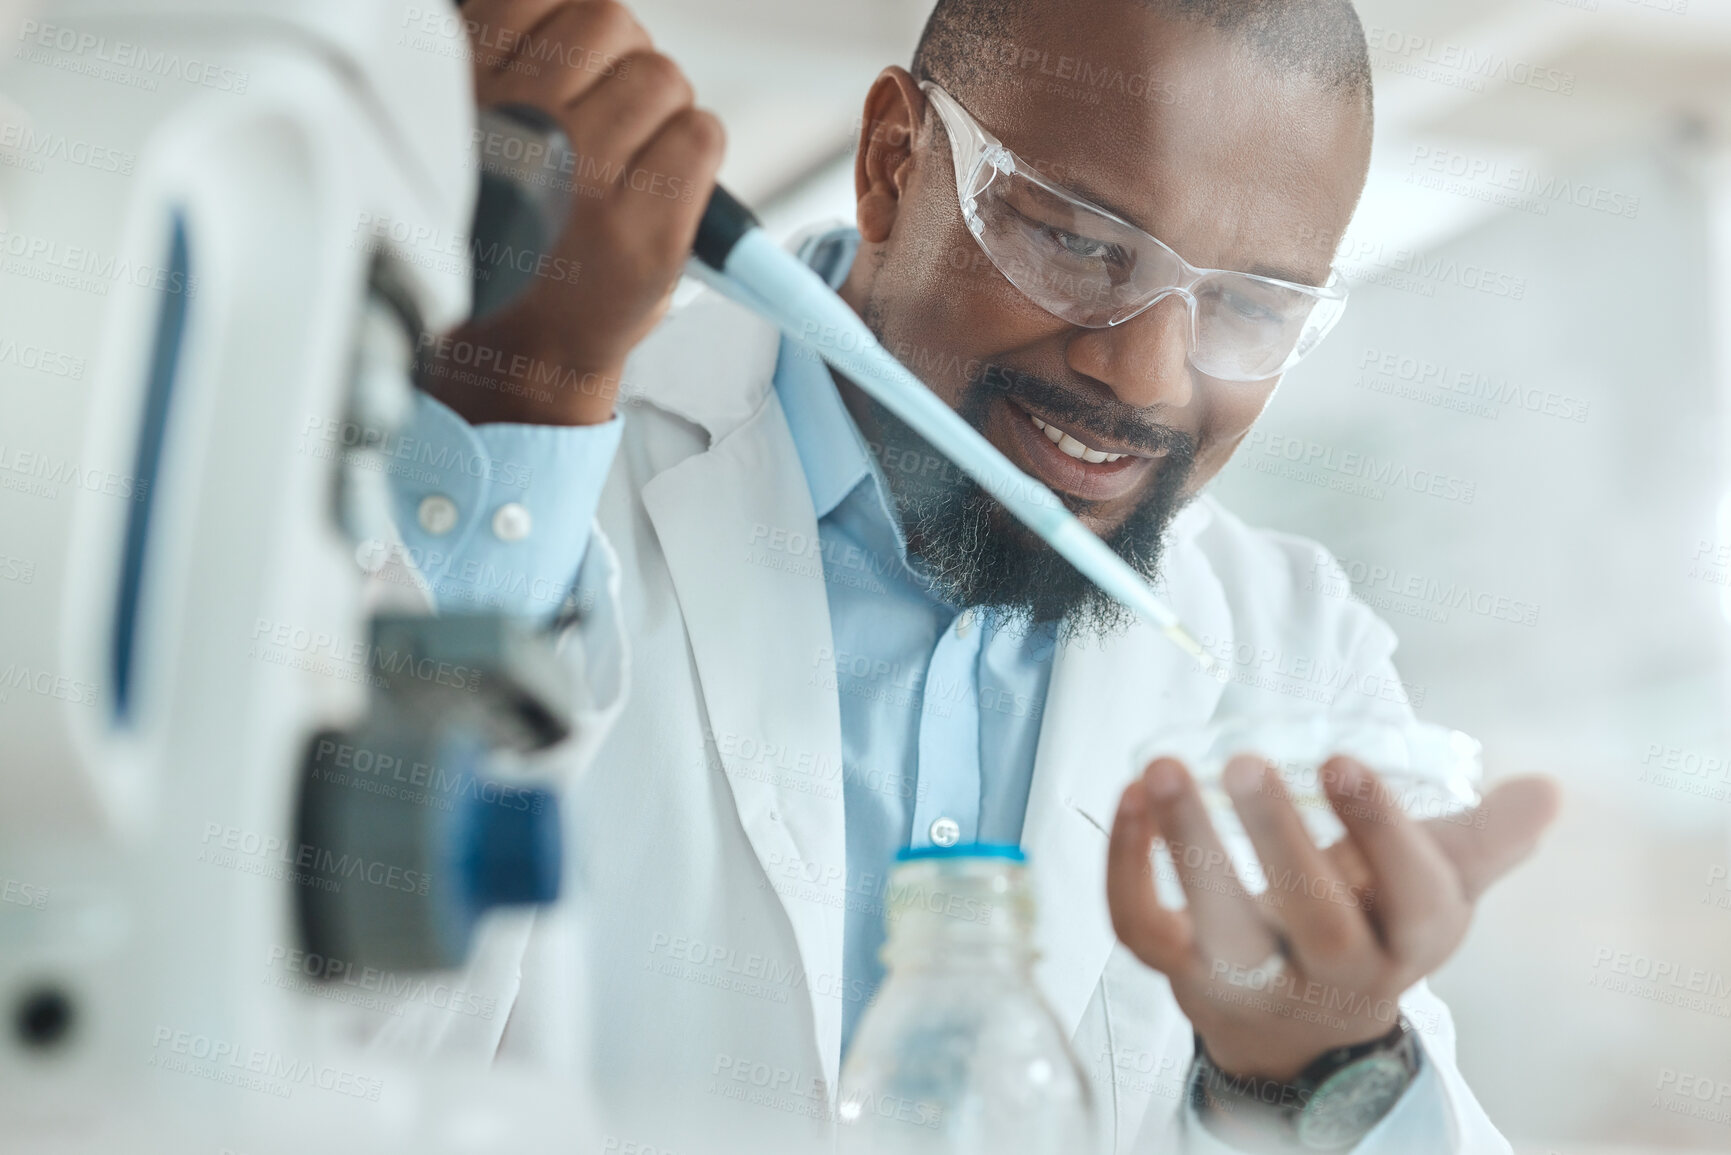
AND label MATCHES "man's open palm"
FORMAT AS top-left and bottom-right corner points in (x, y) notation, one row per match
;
(1105, 754), (1562, 1082)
